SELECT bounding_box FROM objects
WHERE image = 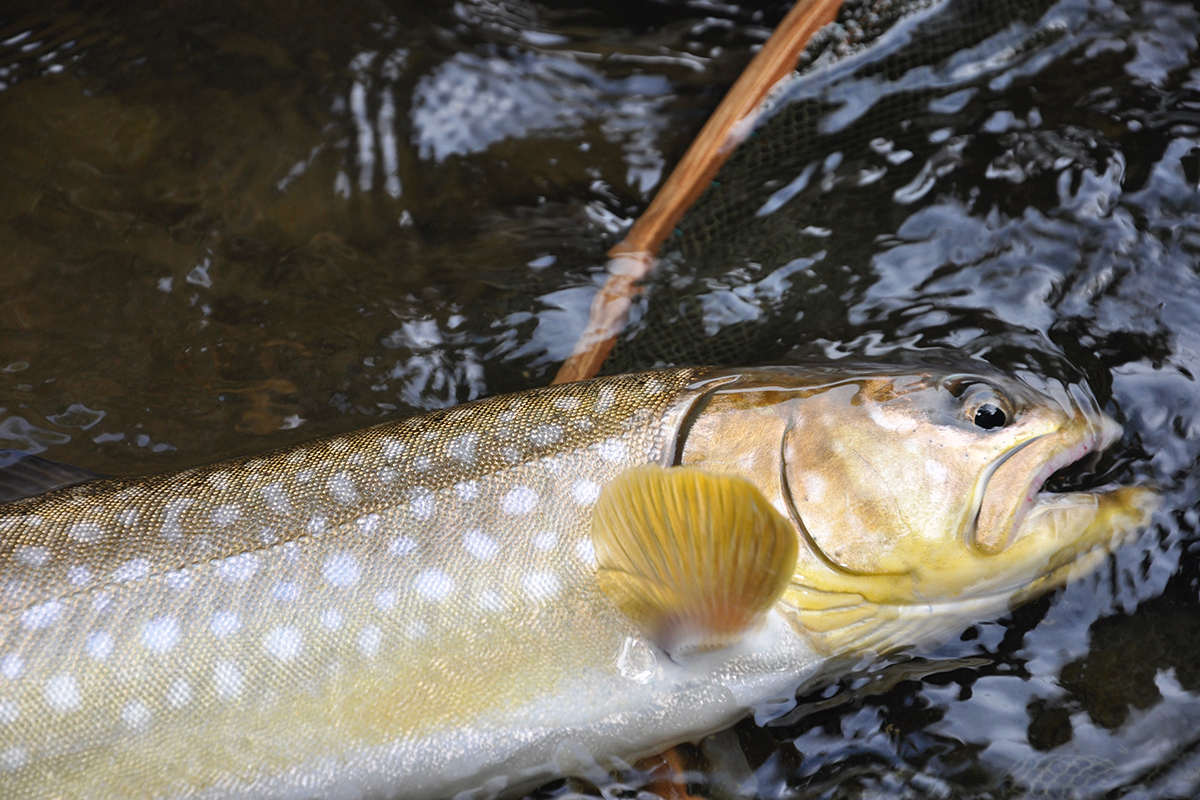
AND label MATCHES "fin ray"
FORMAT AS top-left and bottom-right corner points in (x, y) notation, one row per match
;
(0, 451), (101, 504)
(591, 465), (798, 655)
